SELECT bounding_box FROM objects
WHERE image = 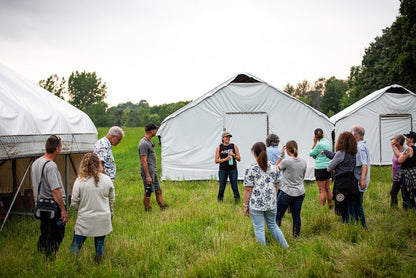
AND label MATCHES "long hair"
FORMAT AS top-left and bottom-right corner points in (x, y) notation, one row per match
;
(335, 131), (357, 154)
(78, 153), (102, 186)
(286, 140), (299, 157)
(251, 142), (268, 172)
